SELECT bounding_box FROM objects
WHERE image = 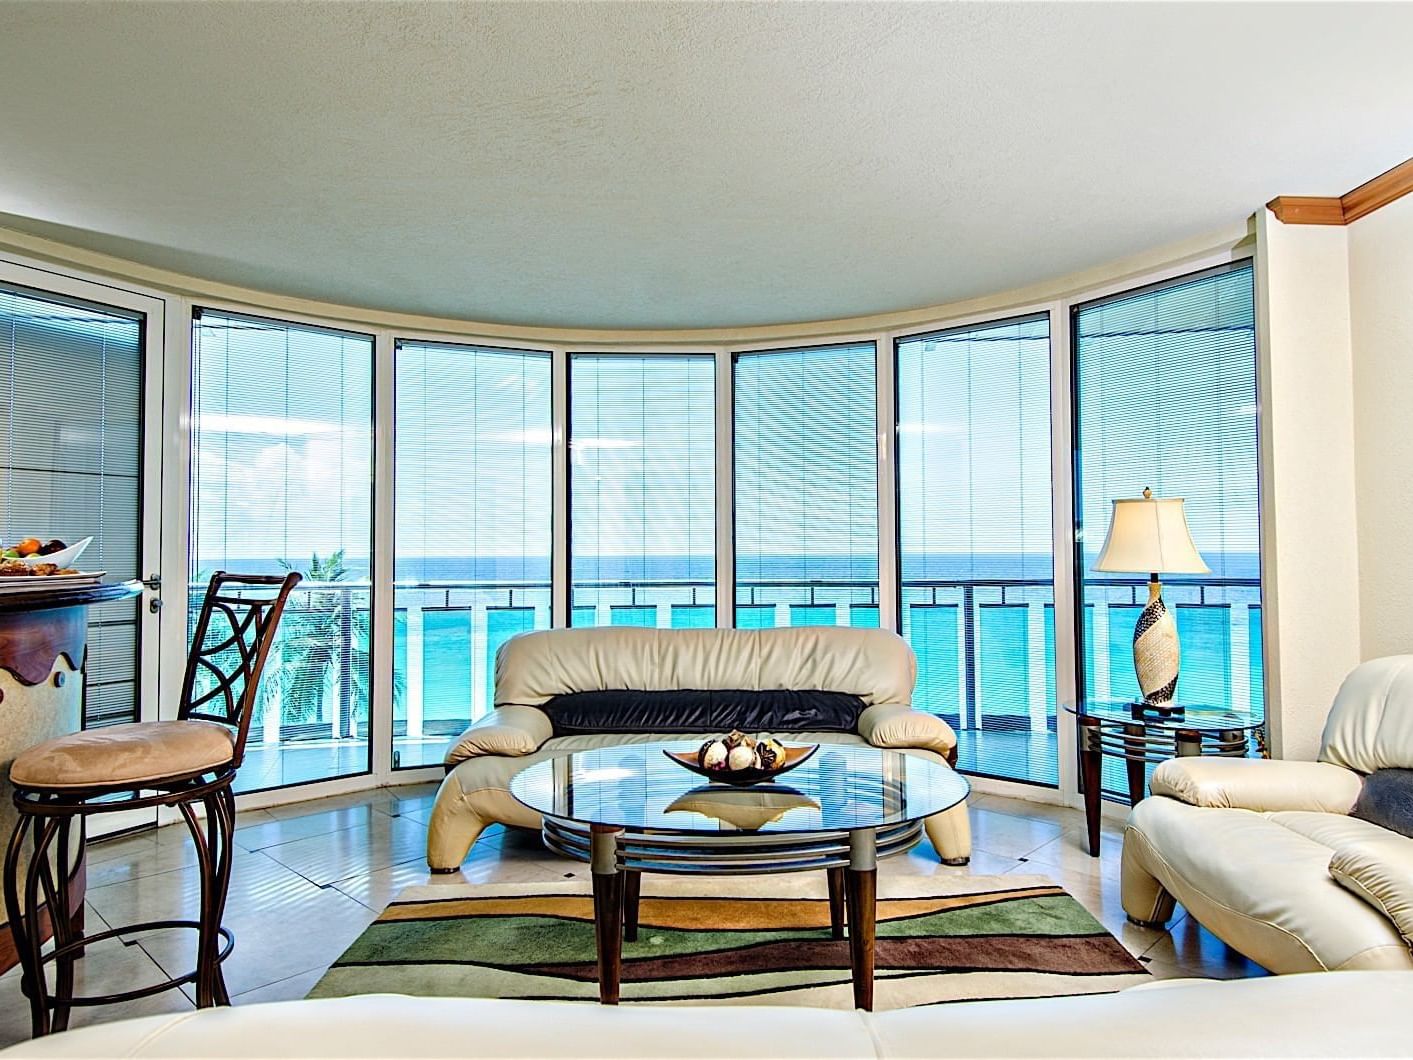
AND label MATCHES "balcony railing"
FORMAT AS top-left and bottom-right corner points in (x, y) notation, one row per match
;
(206, 575), (1264, 784)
